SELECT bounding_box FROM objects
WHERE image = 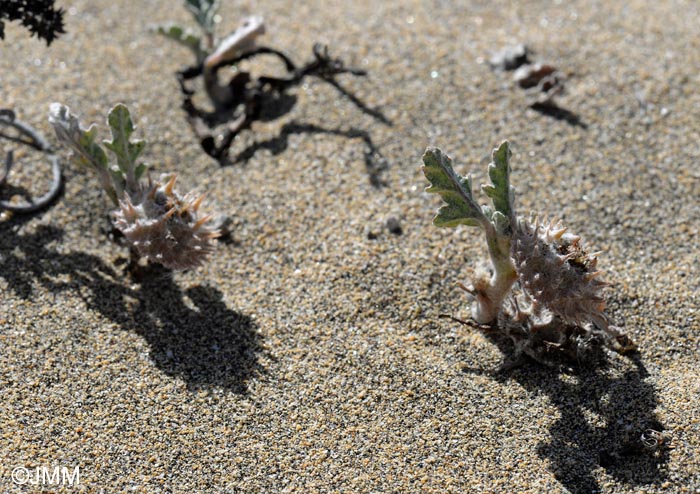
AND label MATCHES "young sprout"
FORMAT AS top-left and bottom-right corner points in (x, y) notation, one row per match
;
(156, 6), (267, 111)
(154, 2), (368, 162)
(153, 0), (221, 59)
(422, 141), (636, 367)
(49, 103), (219, 270)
